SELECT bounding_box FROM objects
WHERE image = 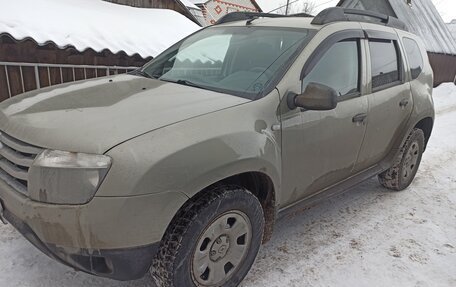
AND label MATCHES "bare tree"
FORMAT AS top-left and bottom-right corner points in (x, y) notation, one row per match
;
(300, 1), (316, 14)
(273, 0), (316, 15)
(272, 1), (288, 15)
